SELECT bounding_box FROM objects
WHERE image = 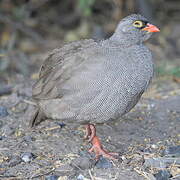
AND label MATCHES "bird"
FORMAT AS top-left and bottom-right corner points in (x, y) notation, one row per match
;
(29, 14), (160, 161)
